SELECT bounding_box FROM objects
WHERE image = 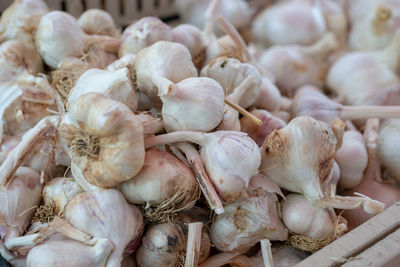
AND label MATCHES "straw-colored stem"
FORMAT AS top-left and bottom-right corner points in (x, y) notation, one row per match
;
(316, 195), (385, 215)
(184, 222), (203, 267)
(363, 118), (382, 182)
(50, 217), (93, 245)
(204, 0), (221, 36)
(5, 227), (55, 250)
(260, 239), (273, 267)
(227, 76), (254, 104)
(224, 99), (262, 126)
(340, 105), (400, 119)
